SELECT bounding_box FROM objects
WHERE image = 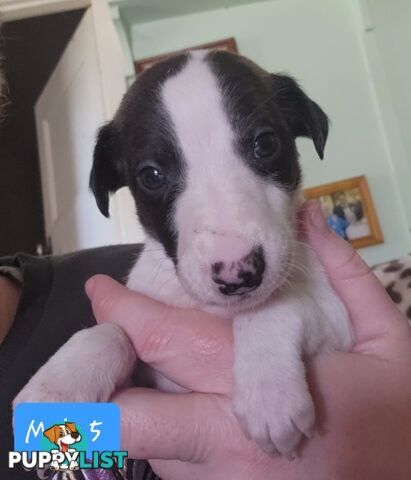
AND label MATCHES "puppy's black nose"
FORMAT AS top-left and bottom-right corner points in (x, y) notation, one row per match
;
(212, 246), (265, 296)
(71, 432), (80, 439)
